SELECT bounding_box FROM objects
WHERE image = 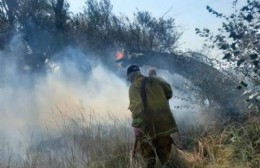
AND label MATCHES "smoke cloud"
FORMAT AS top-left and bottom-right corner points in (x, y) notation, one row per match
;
(0, 35), (130, 160)
(0, 35), (214, 163)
